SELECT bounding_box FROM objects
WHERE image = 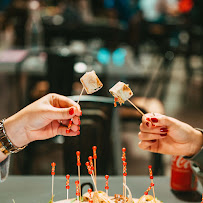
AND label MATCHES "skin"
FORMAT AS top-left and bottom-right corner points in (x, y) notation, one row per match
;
(138, 113), (203, 157)
(0, 93), (82, 162)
